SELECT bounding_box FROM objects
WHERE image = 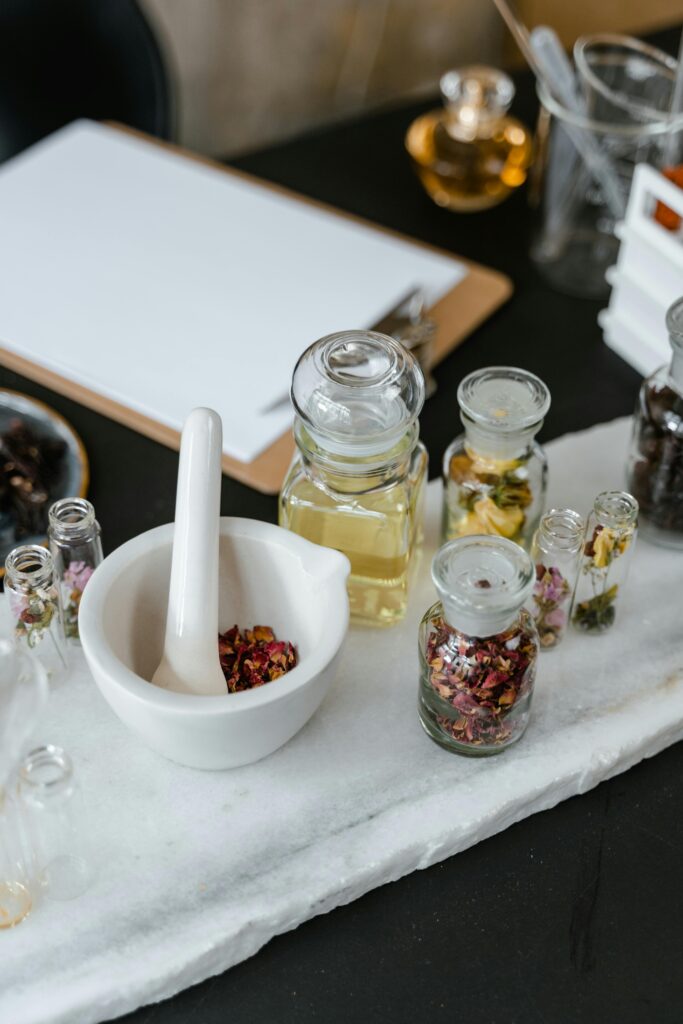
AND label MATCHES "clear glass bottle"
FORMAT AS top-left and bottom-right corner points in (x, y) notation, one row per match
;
(572, 491), (638, 634)
(18, 745), (92, 901)
(0, 786), (33, 928)
(5, 545), (68, 682)
(418, 535), (539, 756)
(48, 497), (103, 642)
(442, 366), (551, 549)
(0, 643), (48, 928)
(405, 66), (533, 212)
(627, 297), (683, 548)
(528, 508), (585, 650)
(279, 330), (427, 627)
